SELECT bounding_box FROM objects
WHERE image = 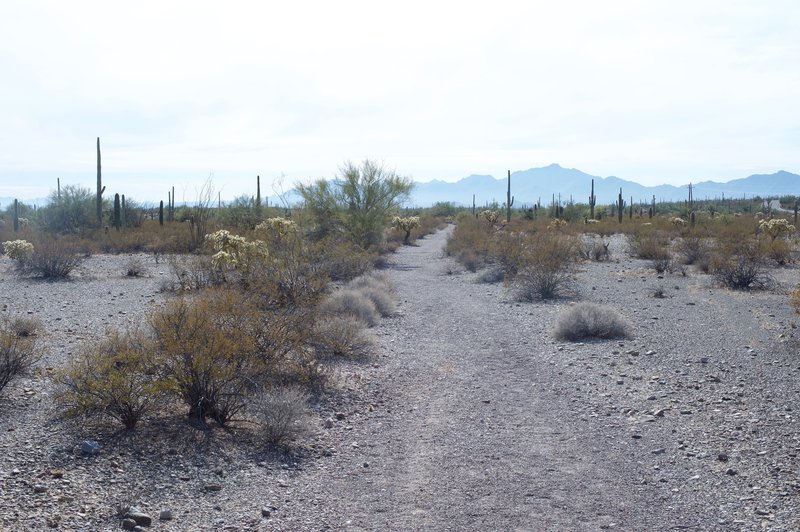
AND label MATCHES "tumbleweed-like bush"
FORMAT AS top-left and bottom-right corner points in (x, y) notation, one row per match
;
(553, 303), (632, 341)
(0, 317), (41, 394)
